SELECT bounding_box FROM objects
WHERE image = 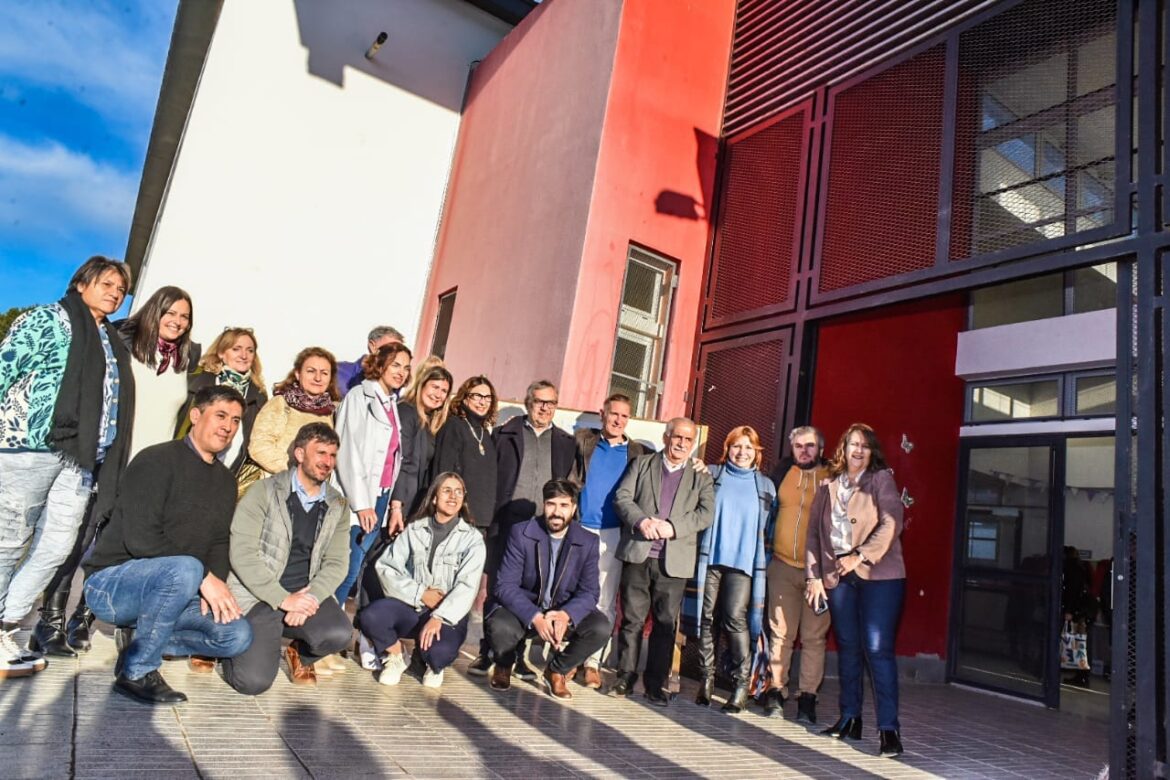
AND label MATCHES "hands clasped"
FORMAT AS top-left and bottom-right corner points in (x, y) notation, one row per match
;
(636, 517), (676, 541)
